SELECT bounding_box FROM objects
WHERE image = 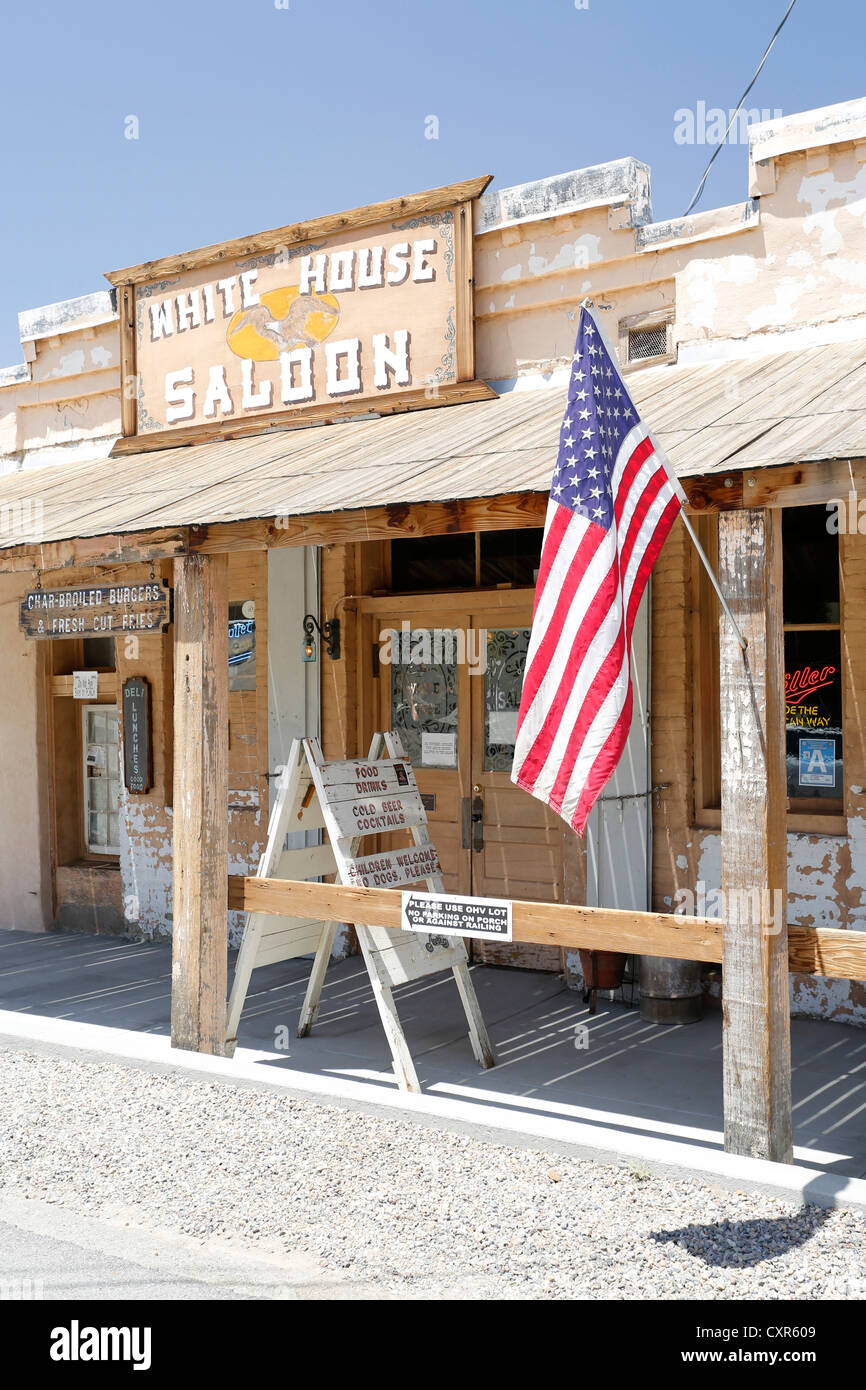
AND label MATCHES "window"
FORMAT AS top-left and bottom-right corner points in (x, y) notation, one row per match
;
(389, 529), (544, 593)
(228, 599), (256, 692)
(82, 706), (121, 854)
(783, 508), (842, 806)
(391, 534), (476, 592)
(618, 307), (675, 370)
(693, 506), (843, 828)
(628, 324), (668, 362)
